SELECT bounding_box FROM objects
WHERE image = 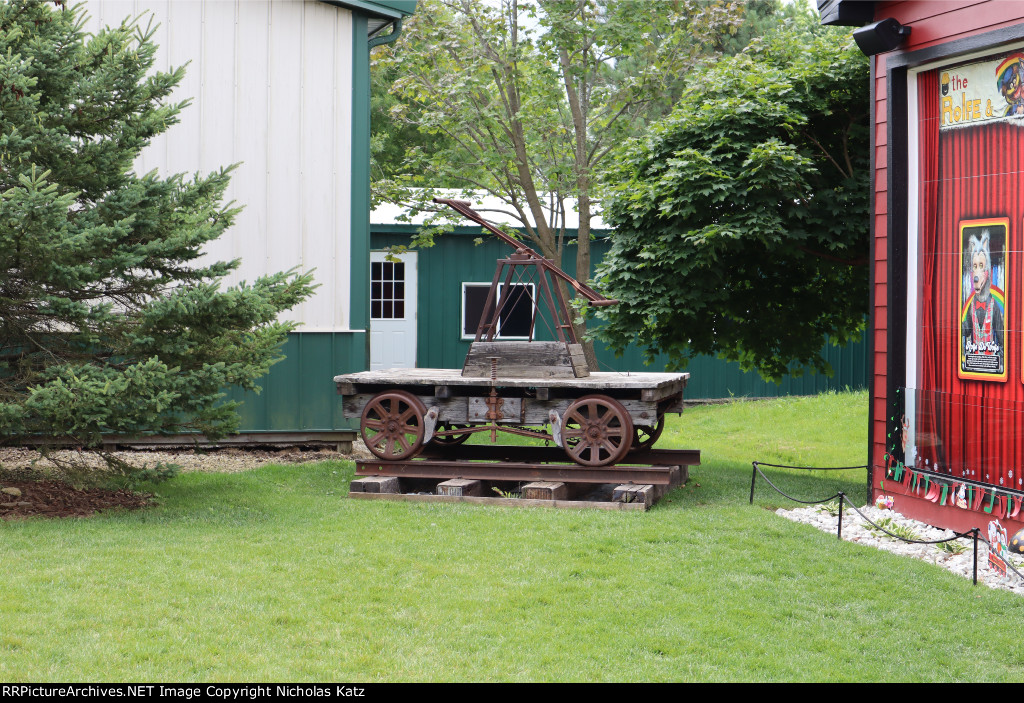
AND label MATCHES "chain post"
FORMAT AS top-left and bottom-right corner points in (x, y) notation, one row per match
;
(972, 528), (980, 585)
(750, 463), (758, 504)
(838, 493), (844, 540)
